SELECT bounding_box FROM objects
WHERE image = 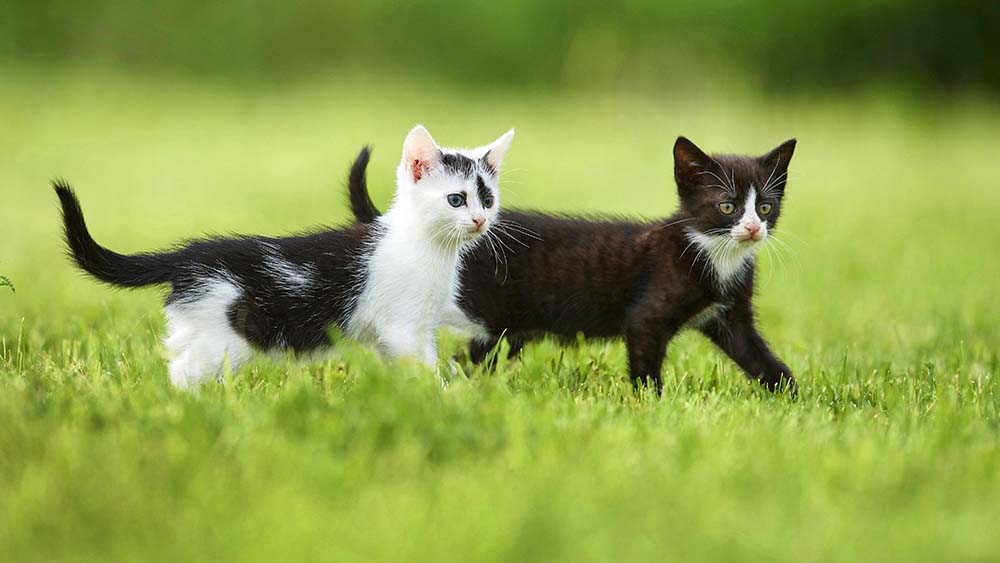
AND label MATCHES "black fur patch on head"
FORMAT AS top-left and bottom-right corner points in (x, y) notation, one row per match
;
(440, 152), (476, 178)
(476, 176), (493, 208)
